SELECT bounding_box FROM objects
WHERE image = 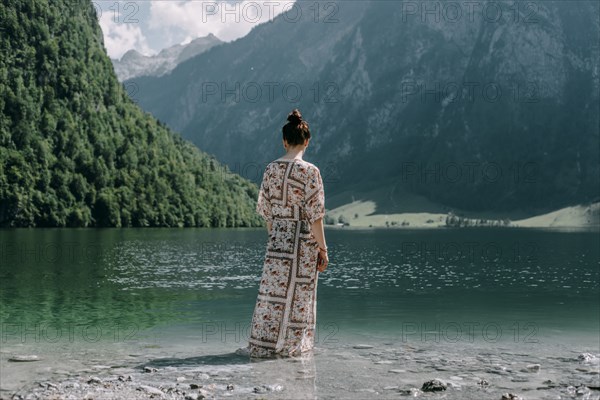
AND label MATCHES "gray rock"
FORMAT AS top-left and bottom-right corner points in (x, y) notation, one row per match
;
(87, 376), (102, 384)
(253, 384), (283, 394)
(189, 383), (202, 389)
(524, 363), (540, 372)
(8, 355), (40, 362)
(478, 379), (490, 387)
(578, 353), (598, 363)
(144, 366), (158, 373)
(253, 385), (268, 394)
(138, 384), (164, 397)
(501, 394), (522, 400)
(572, 385), (591, 396)
(421, 379), (447, 392)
